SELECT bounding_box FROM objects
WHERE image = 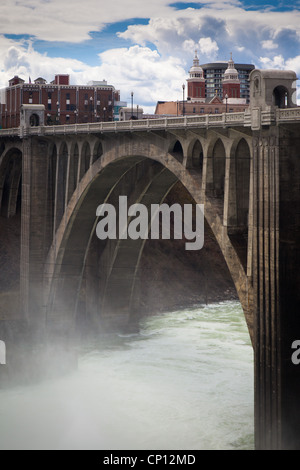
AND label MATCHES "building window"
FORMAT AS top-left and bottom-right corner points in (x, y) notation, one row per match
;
(200, 108), (204, 113)
(193, 107), (196, 113)
(214, 108), (219, 114)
